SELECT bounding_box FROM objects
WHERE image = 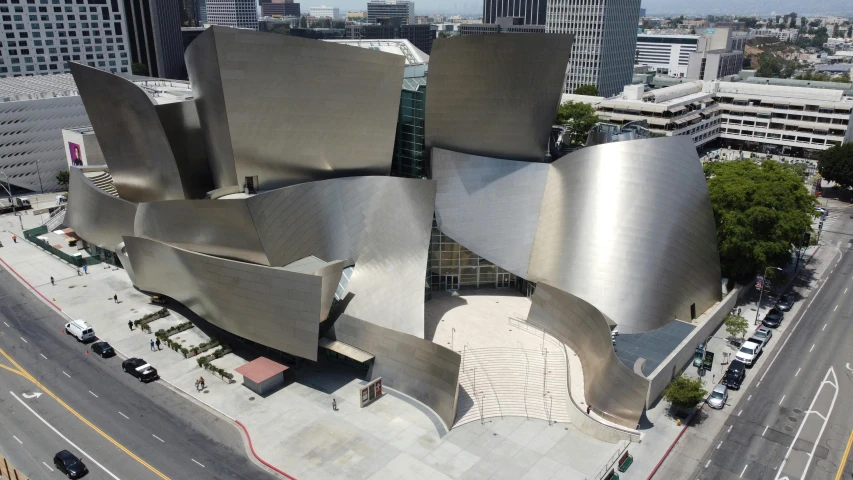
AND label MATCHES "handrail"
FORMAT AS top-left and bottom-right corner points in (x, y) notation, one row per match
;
(463, 343), (504, 420)
(593, 439), (630, 480)
(516, 341), (530, 420)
